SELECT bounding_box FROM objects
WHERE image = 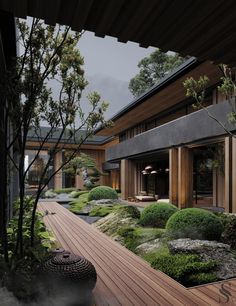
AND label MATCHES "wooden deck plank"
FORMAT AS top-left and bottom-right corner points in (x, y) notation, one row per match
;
(189, 277), (236, 305)
(38, 201), (211, 306)
(51, 205), (190, 305)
